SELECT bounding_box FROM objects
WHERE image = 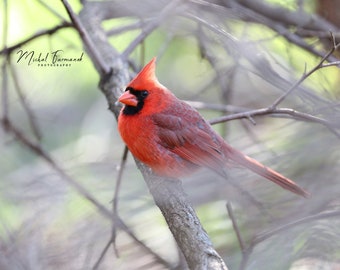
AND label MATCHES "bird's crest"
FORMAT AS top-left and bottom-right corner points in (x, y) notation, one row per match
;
(128, 57), (160, 90)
